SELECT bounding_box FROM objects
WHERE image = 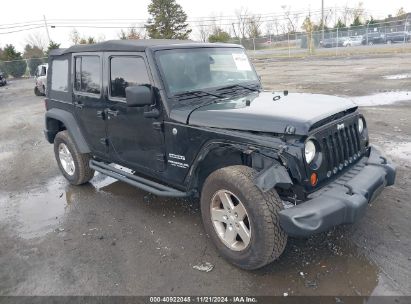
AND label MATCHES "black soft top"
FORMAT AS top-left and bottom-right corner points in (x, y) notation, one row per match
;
(49, 39), (242, 56)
